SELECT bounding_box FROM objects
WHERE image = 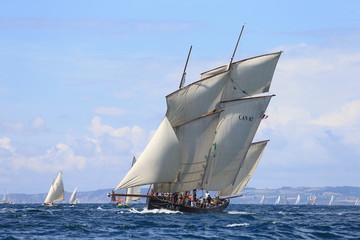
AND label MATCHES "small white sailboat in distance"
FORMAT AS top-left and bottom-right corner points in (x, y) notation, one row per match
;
(1, 189), (13, 204)
(328, 195), (334, 206)
(295, 194), (300, 205)
(275, 195), (281, 205)
(259, 195), (265, 205)
(125, 157), (141, 206)
(355, 198), (359, 206)
(68, 187), (79, 204)
(43, 171), (65, 206)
